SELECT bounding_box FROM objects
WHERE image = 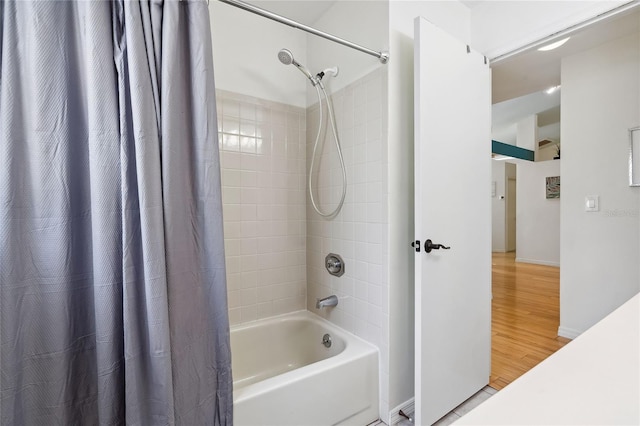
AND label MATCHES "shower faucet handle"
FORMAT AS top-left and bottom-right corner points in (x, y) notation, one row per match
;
(326, 257), (341, 273)
(325, 253), (344, 277)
